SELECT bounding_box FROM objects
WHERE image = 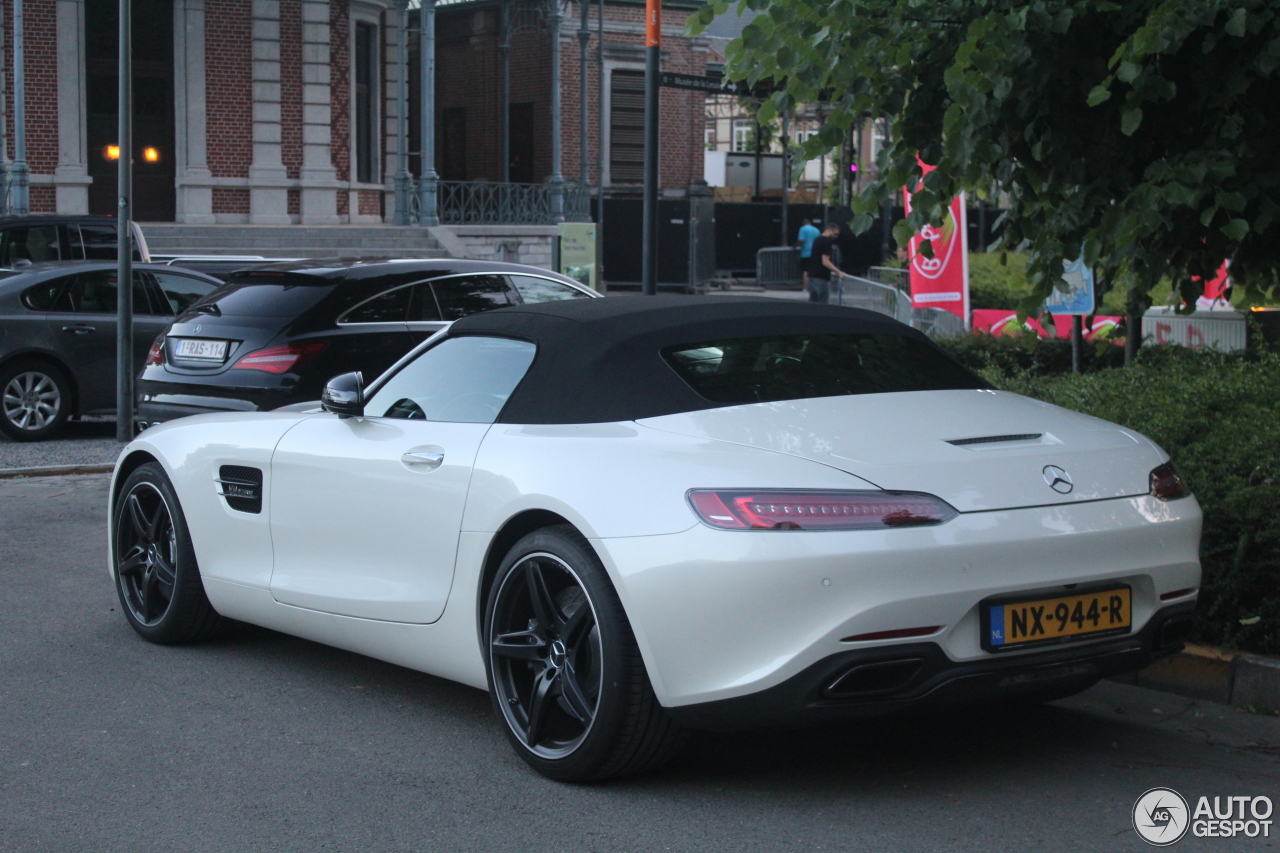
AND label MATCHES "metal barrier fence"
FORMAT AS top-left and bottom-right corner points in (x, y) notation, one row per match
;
(865, 266), (908, 288)
(911, 306), (966, 338)
(834, 274), (914, 326)
(756, 247), (803, 289)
